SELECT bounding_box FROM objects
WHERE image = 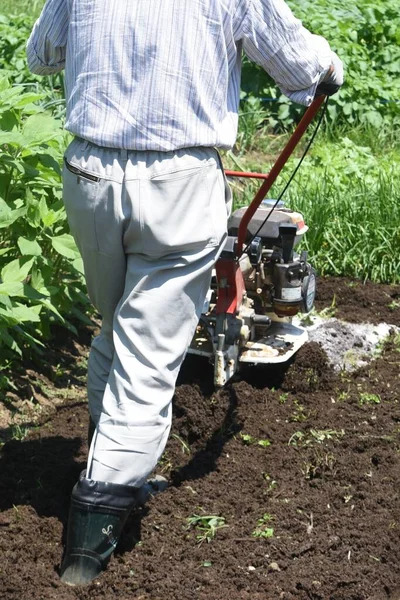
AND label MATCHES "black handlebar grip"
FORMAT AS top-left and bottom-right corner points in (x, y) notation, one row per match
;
(315, 81), (341, 97)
